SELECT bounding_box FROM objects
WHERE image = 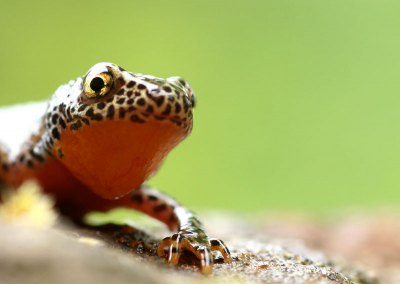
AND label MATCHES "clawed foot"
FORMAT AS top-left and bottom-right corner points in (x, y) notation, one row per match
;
(157, 232), (231, 274)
